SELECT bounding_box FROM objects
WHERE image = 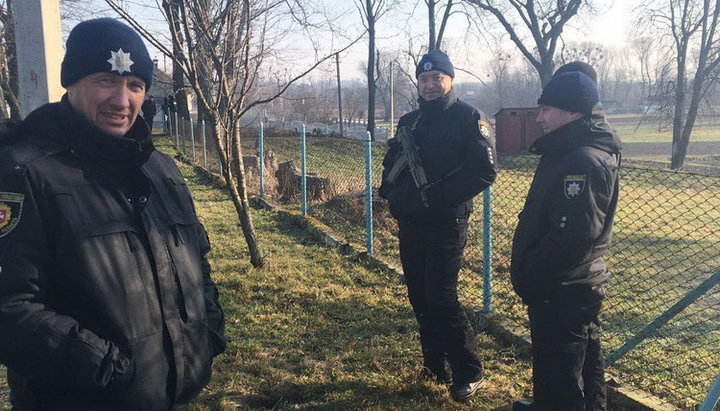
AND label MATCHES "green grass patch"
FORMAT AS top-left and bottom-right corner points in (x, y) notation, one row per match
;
(0, 136), (534, 410)
(172, 138), (535, 410)
(607, 114), (720, 143)
(250, 137), (719, 409)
